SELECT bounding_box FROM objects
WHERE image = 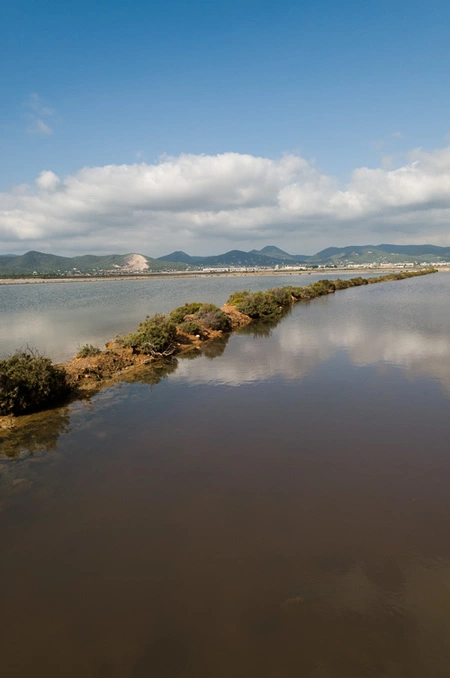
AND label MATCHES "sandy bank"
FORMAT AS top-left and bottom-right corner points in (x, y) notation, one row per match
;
(0, 266), (439, 285)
